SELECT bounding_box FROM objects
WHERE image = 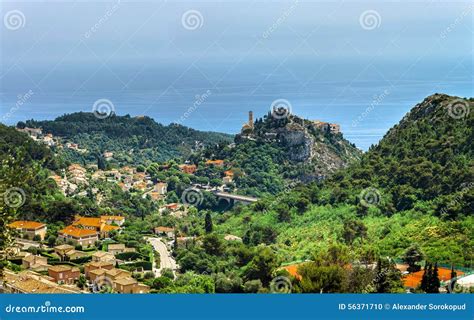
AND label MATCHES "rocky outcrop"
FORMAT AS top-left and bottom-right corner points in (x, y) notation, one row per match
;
(237, 113), (362, 180)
